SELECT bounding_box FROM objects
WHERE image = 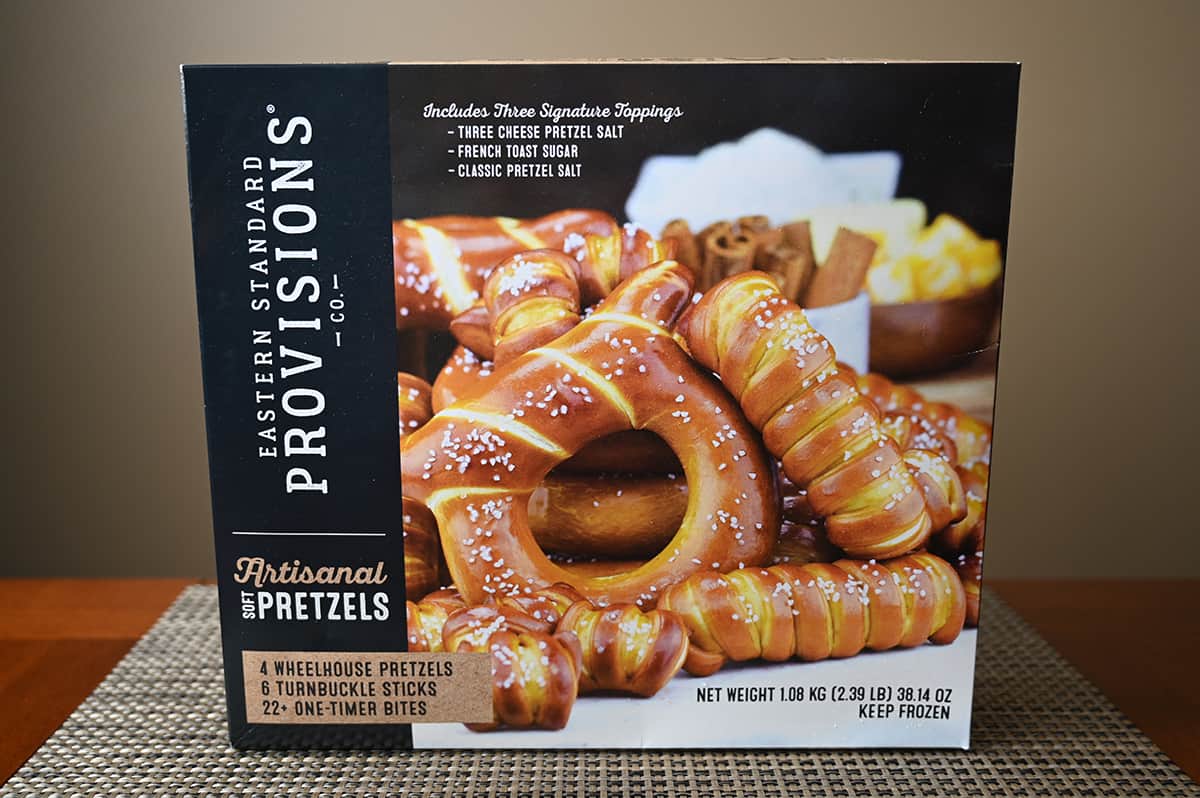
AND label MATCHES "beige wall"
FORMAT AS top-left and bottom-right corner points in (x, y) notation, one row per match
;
(2, 1), (1197, 578)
